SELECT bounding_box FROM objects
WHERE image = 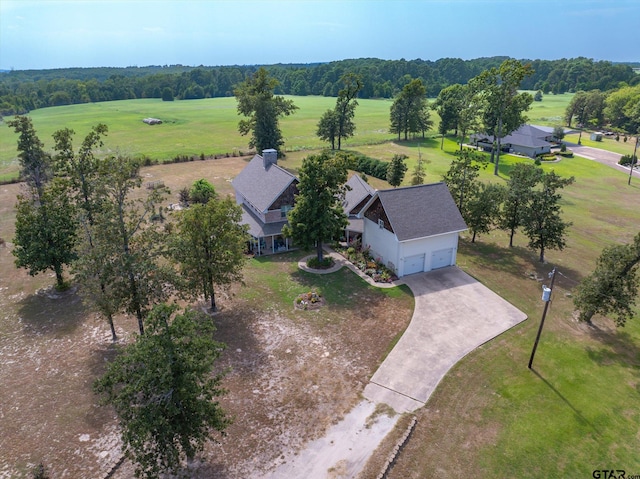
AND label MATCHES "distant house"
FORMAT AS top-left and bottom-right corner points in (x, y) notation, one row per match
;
(343, 174), (375, 243)
(471, 124), (558, 158)
(359, 183), (467, 277)
(232, 149), (298, 255)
